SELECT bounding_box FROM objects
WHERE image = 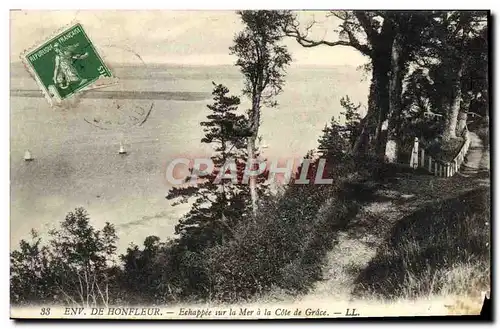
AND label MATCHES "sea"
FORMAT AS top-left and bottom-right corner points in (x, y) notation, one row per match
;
(10, 63), (369, 253)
